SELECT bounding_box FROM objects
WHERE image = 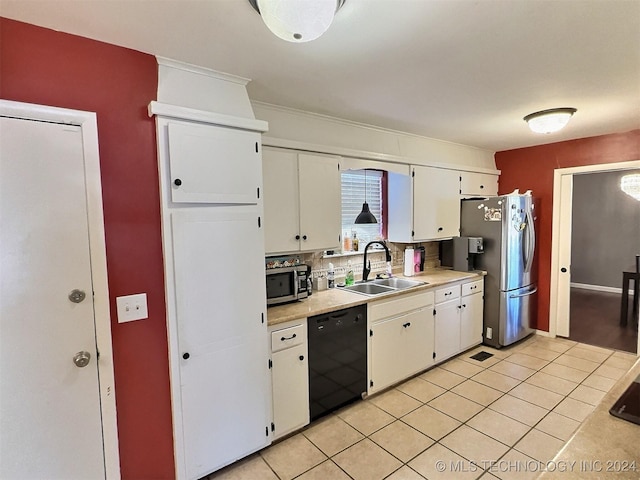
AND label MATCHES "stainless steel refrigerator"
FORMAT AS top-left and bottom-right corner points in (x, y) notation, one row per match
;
(460, 194), (537, 348)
